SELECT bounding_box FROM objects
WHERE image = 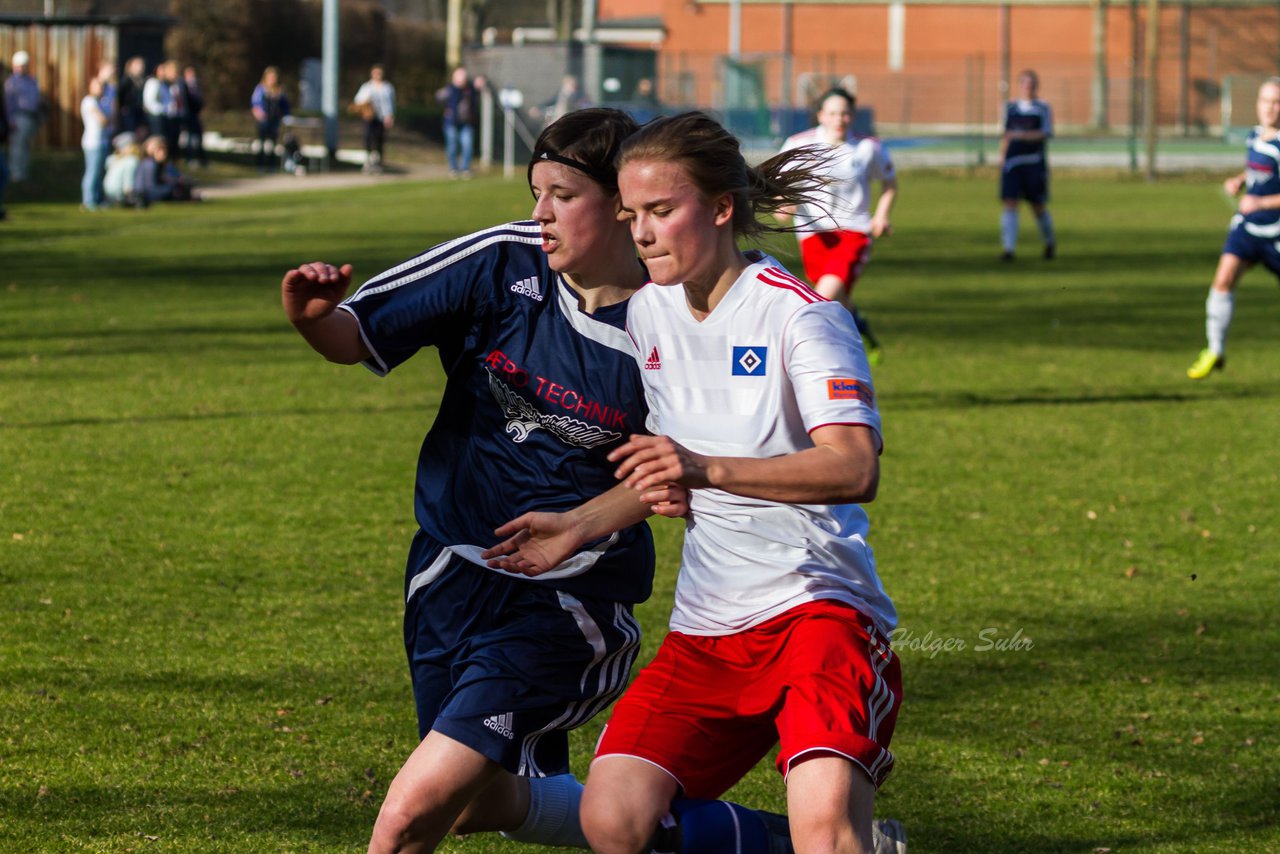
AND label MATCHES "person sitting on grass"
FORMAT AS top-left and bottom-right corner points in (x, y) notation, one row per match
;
(135, 135), (199, 204)
(103, 137), (143, 207)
